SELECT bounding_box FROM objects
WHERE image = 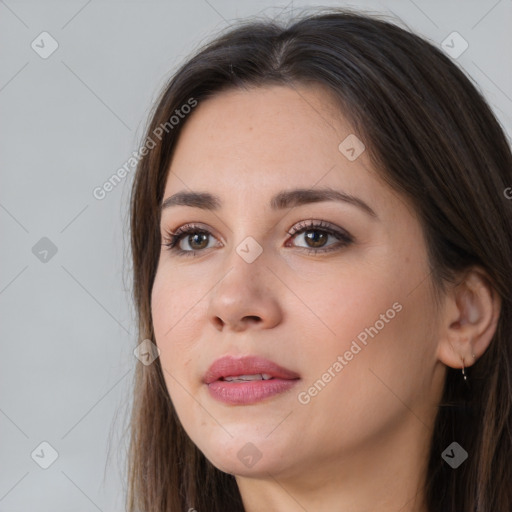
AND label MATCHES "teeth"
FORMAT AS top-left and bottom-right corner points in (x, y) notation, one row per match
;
(223, 373), (273, 382)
